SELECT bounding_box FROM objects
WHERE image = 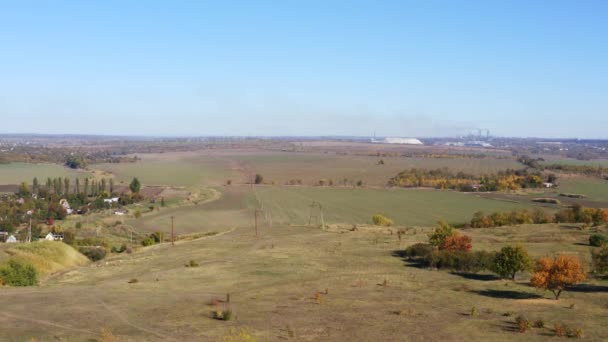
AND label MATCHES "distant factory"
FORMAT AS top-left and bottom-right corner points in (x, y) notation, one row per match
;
(371, 137), (424, 145)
